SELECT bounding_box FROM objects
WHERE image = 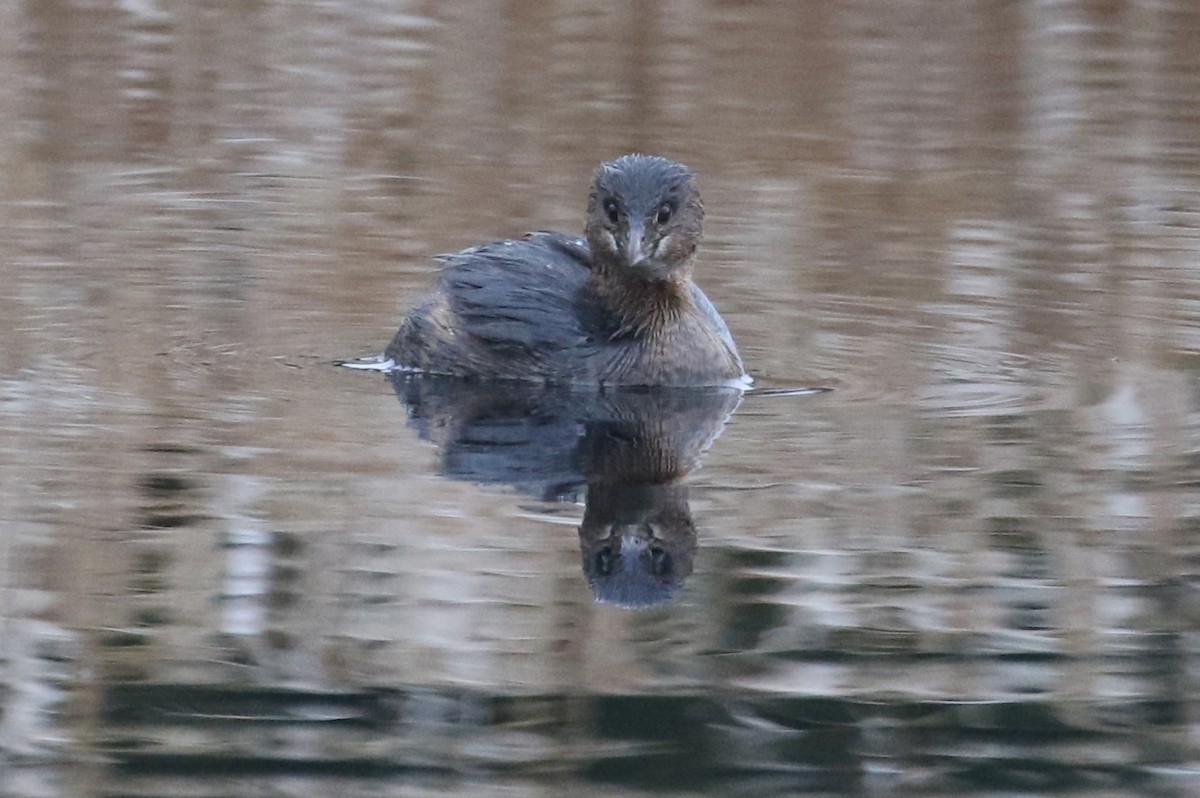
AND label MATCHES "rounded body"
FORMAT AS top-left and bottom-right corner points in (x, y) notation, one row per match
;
(386, 232), (744, 386)
(386, 155), (746, 387)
